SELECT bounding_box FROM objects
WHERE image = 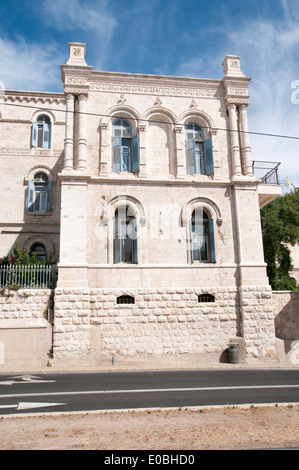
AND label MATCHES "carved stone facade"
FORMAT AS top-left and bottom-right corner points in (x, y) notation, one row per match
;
(0, 42), (286, 368)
